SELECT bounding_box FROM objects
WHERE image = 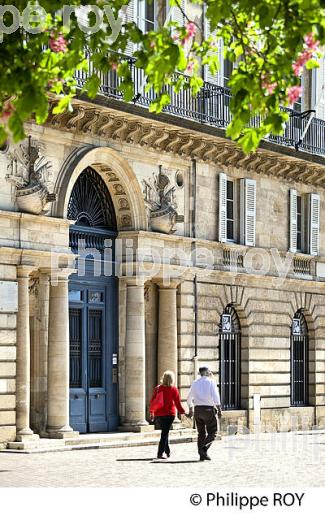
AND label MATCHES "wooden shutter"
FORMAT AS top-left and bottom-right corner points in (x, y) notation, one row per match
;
(289, 189), (297, 253)
(204, 18), (224, 86)
(167, 0), (186, 25)
(315, 55), (325, 120)
(240, 179), (256, 246)
(308, 193), (320, 256)
(120, 0), (136, 55)
(218, 172), (227, 242)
